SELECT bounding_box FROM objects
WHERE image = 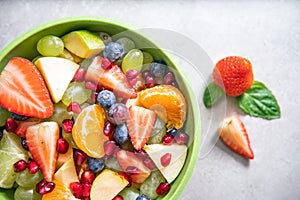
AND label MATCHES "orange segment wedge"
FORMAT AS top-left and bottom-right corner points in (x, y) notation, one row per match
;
(72, 104), (108, 158)
(54, 158), (79, 186)
(139, 85), (187, 130)
(42, 180), (79, 200)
